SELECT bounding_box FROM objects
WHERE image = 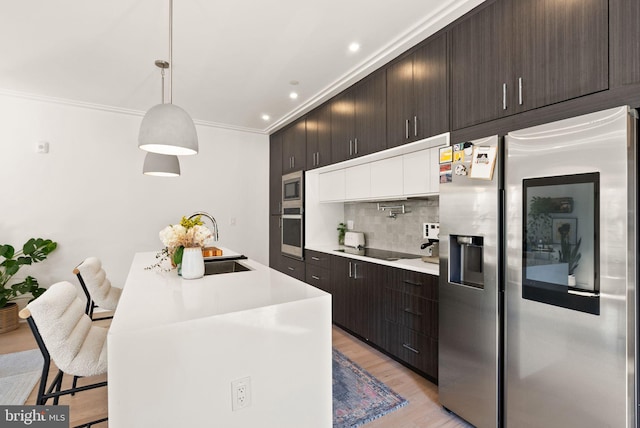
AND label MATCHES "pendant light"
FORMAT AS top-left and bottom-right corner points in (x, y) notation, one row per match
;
(143, 152), (181, 177)
(138, 0), (198, 156)
(141, 61), (181, 176)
